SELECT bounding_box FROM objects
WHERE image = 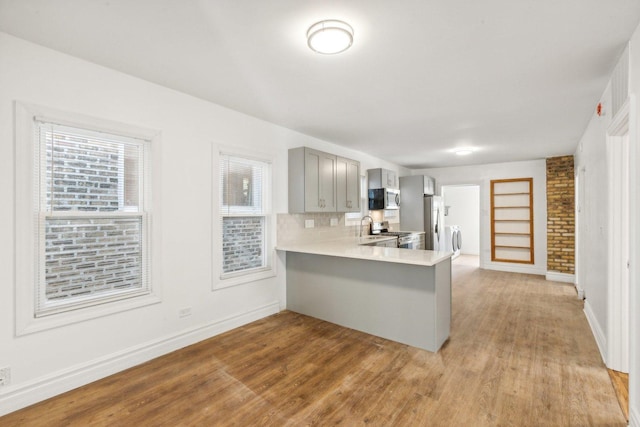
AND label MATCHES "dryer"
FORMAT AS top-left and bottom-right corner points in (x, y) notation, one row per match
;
(445, 225), (462, 259)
